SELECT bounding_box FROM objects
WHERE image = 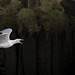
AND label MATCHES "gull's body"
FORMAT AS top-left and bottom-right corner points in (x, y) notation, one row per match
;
(0, 28), (23, 48)
(0, 39), (13, 48)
